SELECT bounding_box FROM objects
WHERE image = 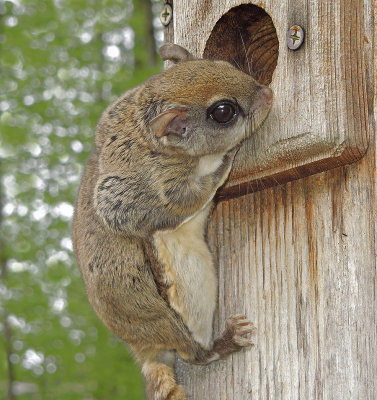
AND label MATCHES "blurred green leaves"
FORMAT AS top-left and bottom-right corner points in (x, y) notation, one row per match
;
(0, 0), (163, 398)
